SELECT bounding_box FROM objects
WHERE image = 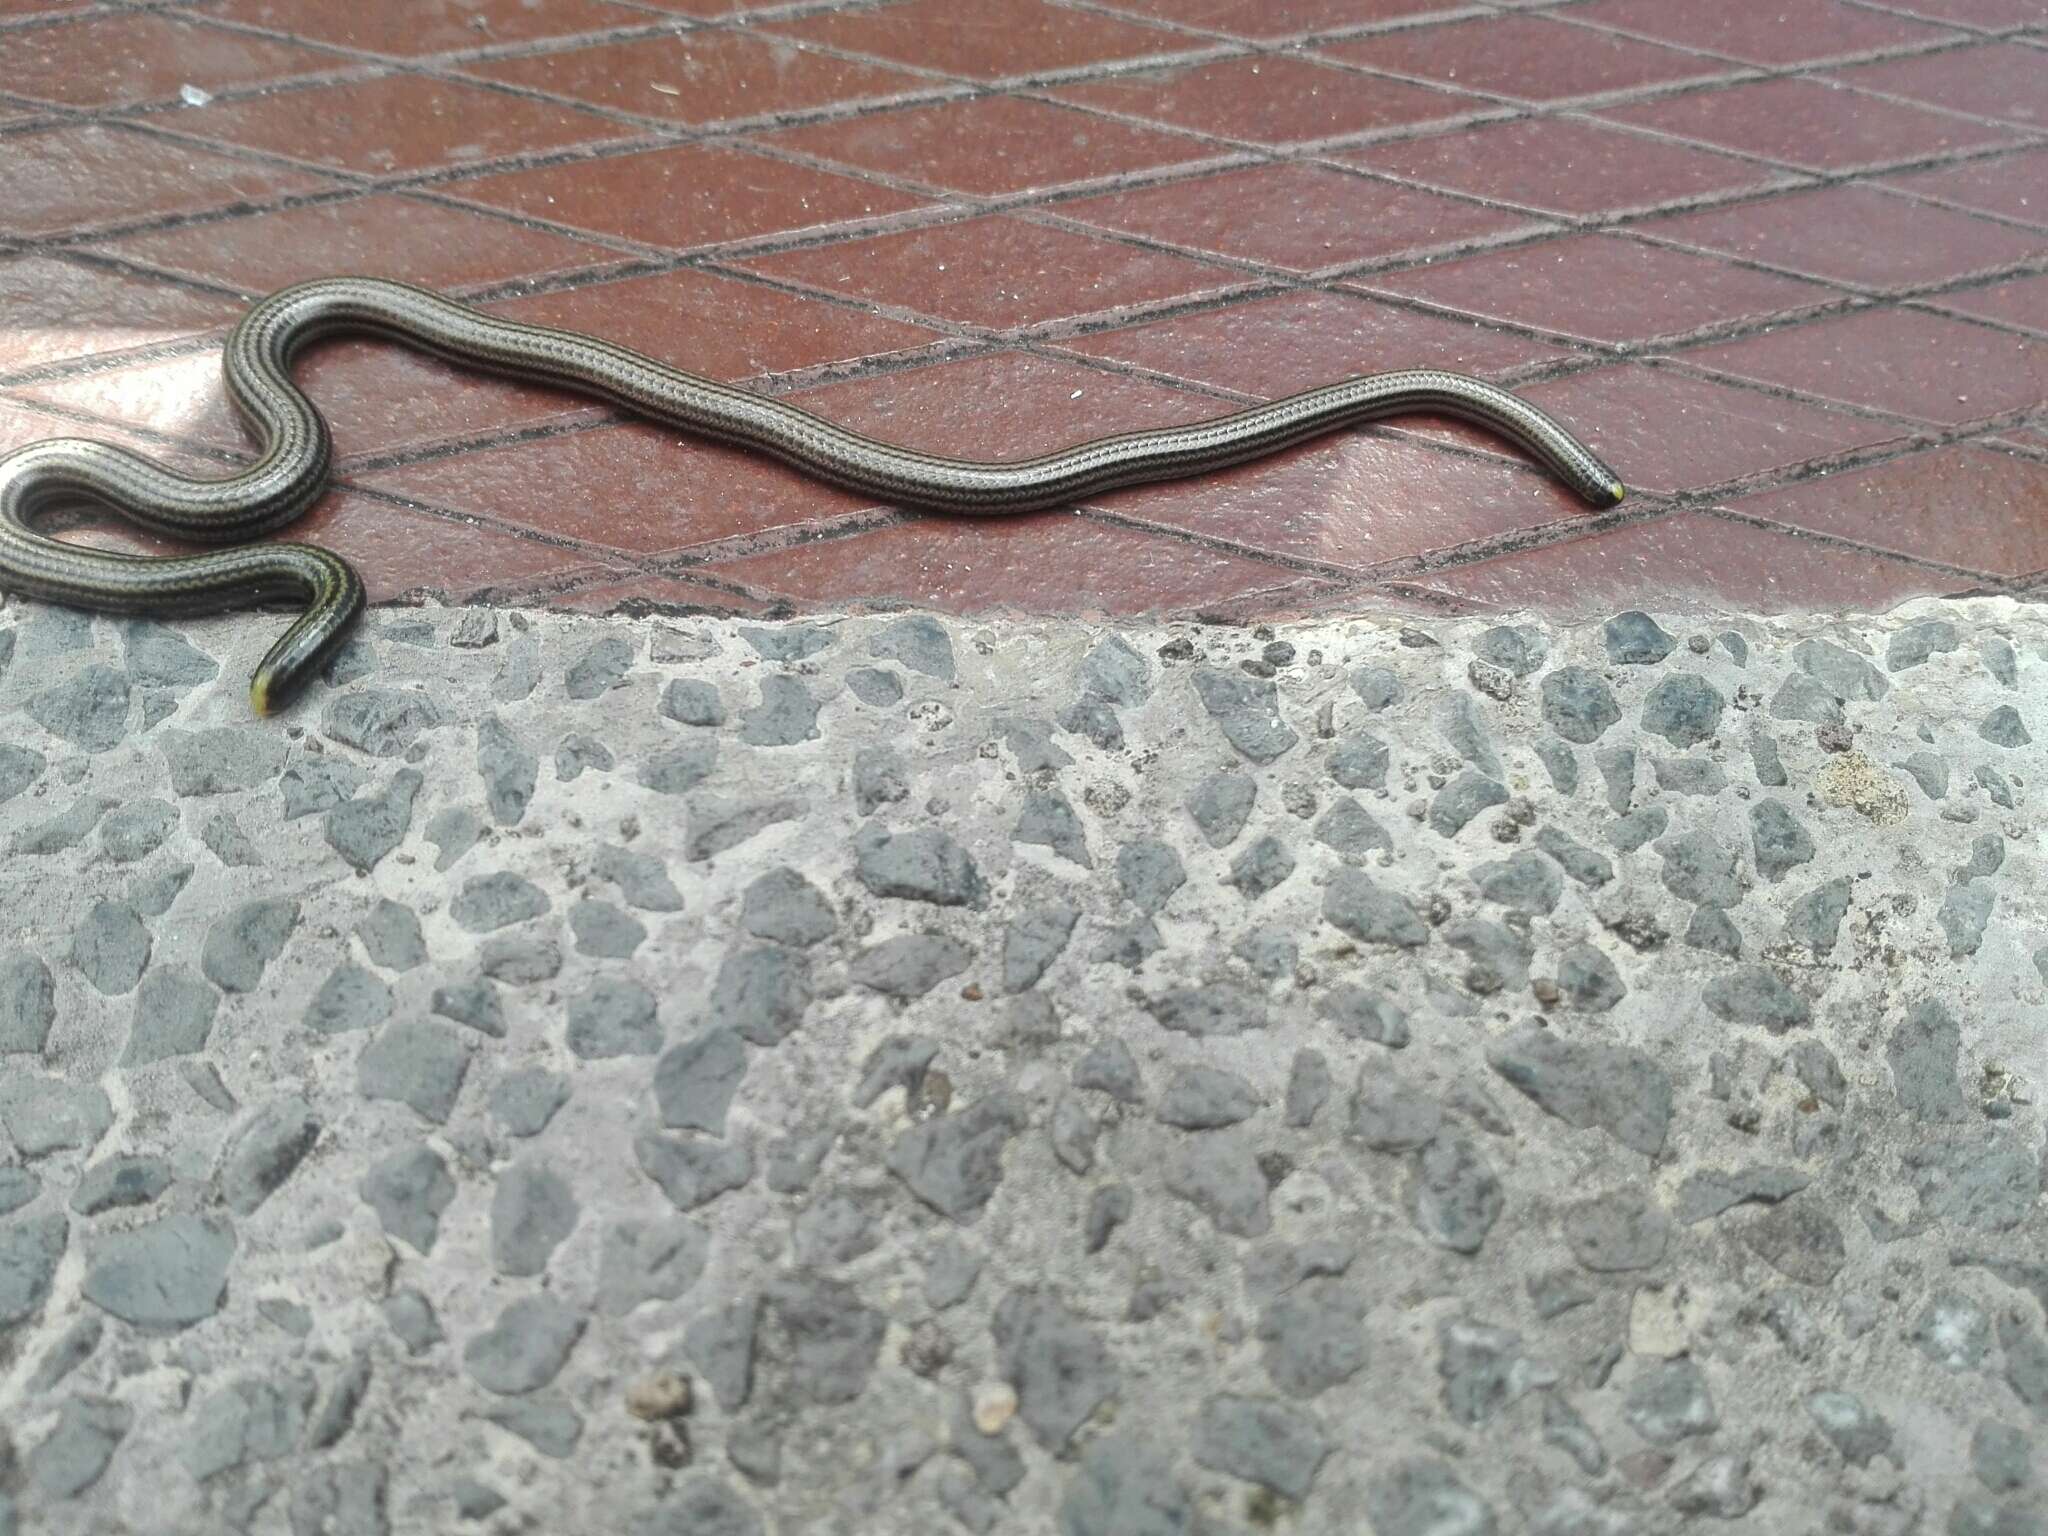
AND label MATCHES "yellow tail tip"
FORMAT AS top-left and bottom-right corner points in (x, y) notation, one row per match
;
(1608, 482), (1627, 506)
(249, 676), (275, 716)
